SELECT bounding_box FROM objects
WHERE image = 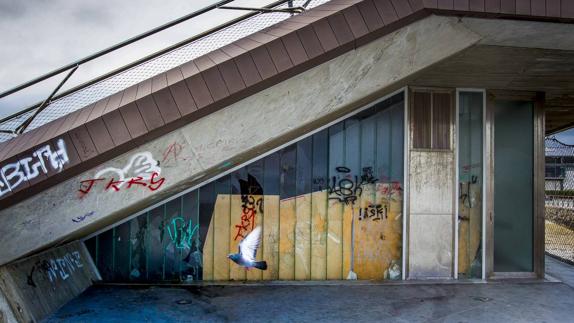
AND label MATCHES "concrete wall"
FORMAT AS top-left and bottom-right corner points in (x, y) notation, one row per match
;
(0, 241), (100, 323)
(0, 15), (482, 266)
(408, 151), (455, 278)
(0, 289), (16, 323)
